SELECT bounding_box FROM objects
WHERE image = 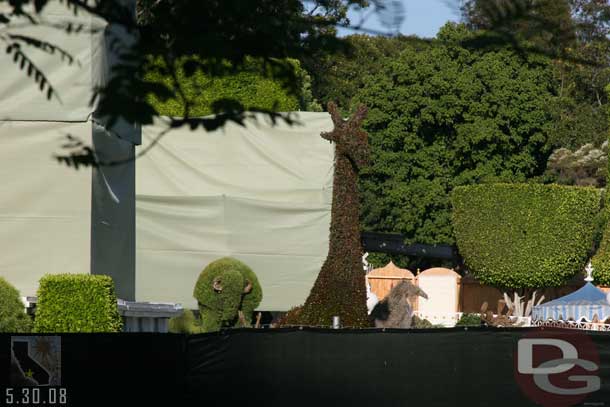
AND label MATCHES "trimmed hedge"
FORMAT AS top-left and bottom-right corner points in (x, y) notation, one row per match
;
(591, 87), (610, 284)
(592, 227), (610, 284)
(34, 274), (122, 333)
(144, 56), (305, 117)
(452, 183), (602, 289)
(0, 277), (32, 333)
